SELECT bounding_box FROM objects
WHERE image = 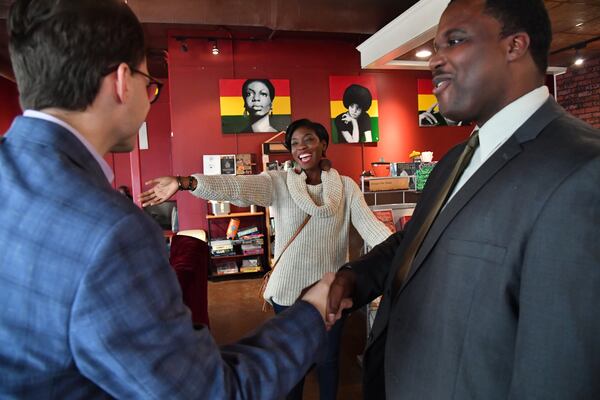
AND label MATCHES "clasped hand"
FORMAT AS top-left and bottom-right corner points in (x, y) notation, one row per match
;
(301, 269), (356, 330)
